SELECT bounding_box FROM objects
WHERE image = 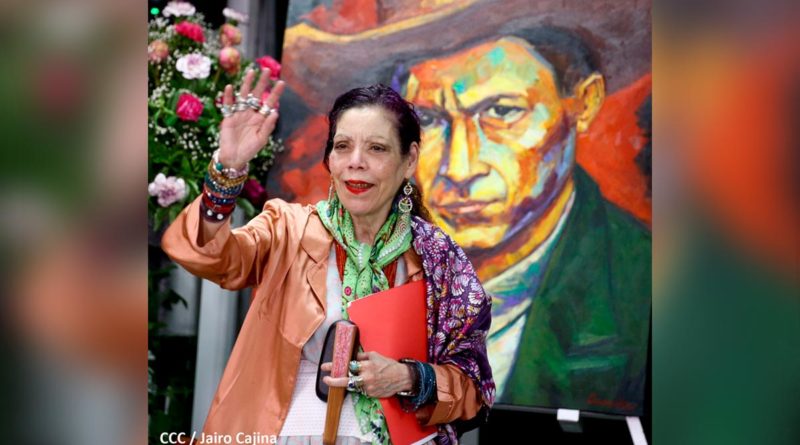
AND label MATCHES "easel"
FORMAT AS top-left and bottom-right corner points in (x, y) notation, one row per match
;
(556, 409), (647, 445)
(485, 405), (648, 445)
